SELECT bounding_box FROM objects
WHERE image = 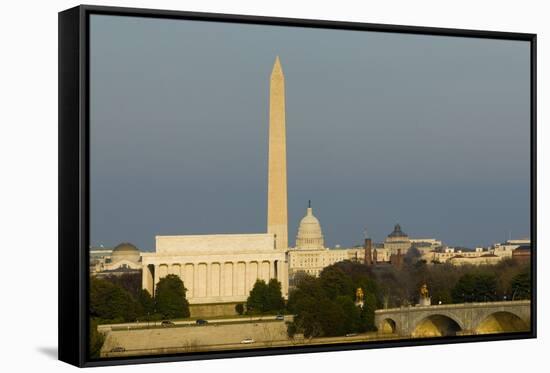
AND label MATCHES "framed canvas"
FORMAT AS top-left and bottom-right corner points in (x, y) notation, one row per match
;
(58, 4), (537, 367)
